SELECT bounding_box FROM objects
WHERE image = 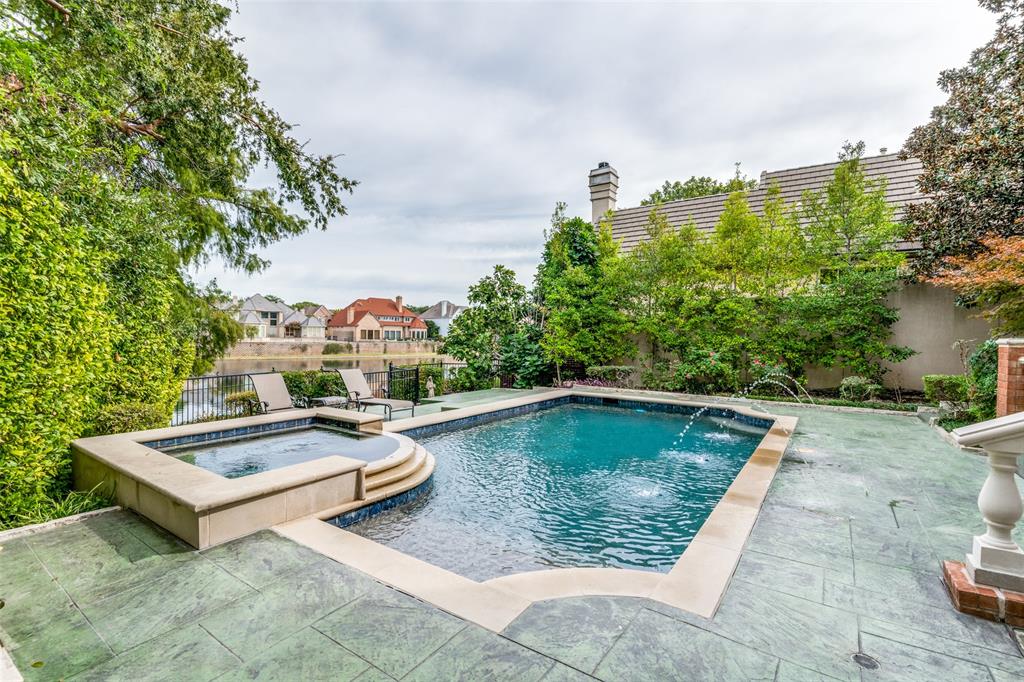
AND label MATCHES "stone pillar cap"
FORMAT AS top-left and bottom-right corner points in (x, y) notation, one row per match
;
(996, 338), (1024, 346)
